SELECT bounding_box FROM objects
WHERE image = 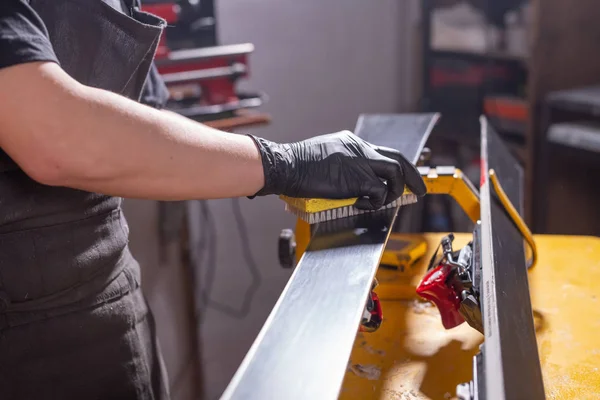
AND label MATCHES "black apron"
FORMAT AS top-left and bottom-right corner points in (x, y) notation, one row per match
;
(0, 1), (170, 398)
